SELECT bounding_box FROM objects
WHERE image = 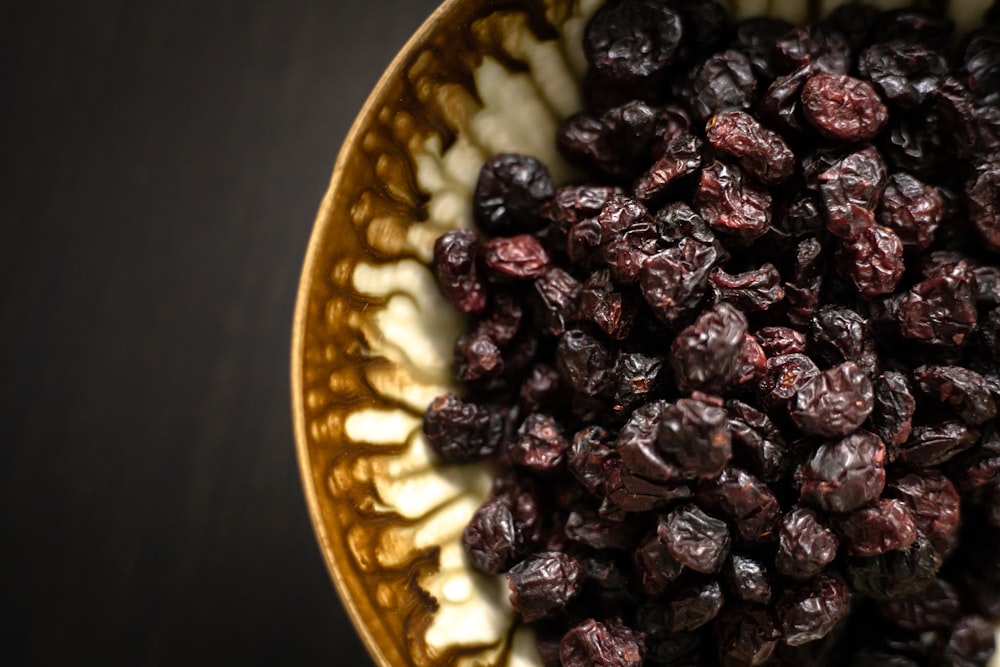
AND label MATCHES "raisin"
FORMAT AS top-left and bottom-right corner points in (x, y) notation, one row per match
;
(556, 329), (613, 398)
(532, 267), (581, 336)
(836, 225), (905, 299)
(888, 471), (962, 557)
(568, 426), (614, 496)
(896, 261), (977, 347)
(901, 421), (980, 468)
(688, 50), (757, 121)
(733, 334), (767, 387)
(584, 0), (683, 85)
(560, 618), (646, 667)
(874, 8), (953, 49)
(695, 160), (772, 242)
(454, 331), (503, 381)
(870, 372), (917, 449)
(798, 430), (886, 513)
(662, 504), (731, 574)
(877, 172), (943, 250)
(482, 234), (551, 280)
(708, 265), (784, 314)
(646, 578), (725, 633)
(726, 400), (790, 483)
(932, 615), (996, 667)
(632, 133), (704, 204)
(507, 551), (584, 622)
(423, 393), (506, 462)
(651, 398), (729, 481)
(963, 26), (1000, 107)
(801, 74), (889, 142)
(775, 507), (838, 581)
(858, 41), (948, 109)
(777, 575), (850, 647)
(832, 498), (917, 558)
(820, 3), (879, 52)
(433, 229), (487, 313)
(695, 467), (780, 543)
(773, 26), (850, 76)
(915, 365), (998, 425)
(756, 353), (819, 411)
(816, 146), (887, 241)
(542, 184), (621, 236)
(640, 238), (718, 324)
(754, 326), (806, 357)
(512, 413), (569, 474)
(617, 401), (682, 483)
(669, 302), (747, 393)
(715, 605), (781, 667)
(565, 509), (635, 551)
(968, 160), (1000, 253)
(705, 110), (795, 185)
(520, 363), (561, 414)
(463, 496), (526, 574)
(809, 306), (879, 376)
(723, 554), (771, 605)
(635, 525), (685, 597)
(879, 578), (963, 632)
(613, 351), (663, 413)
(757, 65), (811, 137)
(474, 153), (554, 234)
